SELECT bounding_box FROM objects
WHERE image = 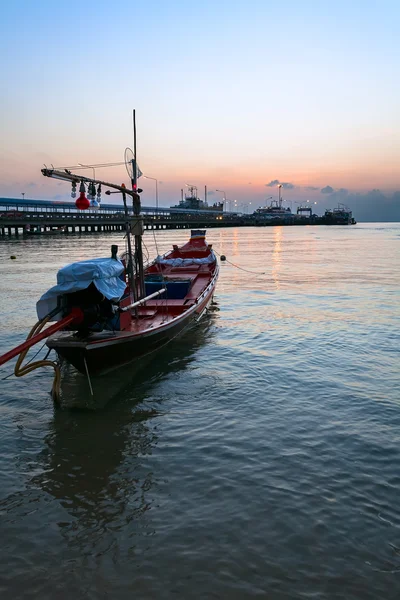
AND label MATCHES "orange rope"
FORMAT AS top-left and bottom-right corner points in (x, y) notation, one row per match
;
(14, 317), (61, 403)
